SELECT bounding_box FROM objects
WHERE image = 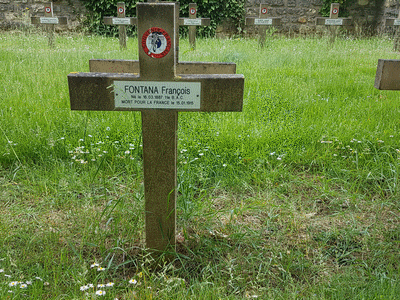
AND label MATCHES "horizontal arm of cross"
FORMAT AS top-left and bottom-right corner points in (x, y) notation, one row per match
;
(375, 59), (400, 90)
(103, 17), (138, 26)
(89, 59), (236, 75)
(315, 17), (352, 25)
(245, 17), (281, 26)
(31, 16), (68, 25)
(179, 18), (211, 26)
(68, 72), (244, 112)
